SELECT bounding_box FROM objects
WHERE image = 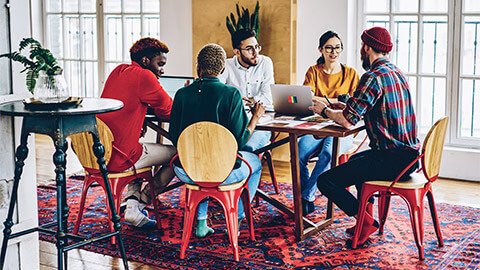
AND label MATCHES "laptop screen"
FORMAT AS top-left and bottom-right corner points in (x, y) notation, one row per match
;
(159, 75), (195, 98)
